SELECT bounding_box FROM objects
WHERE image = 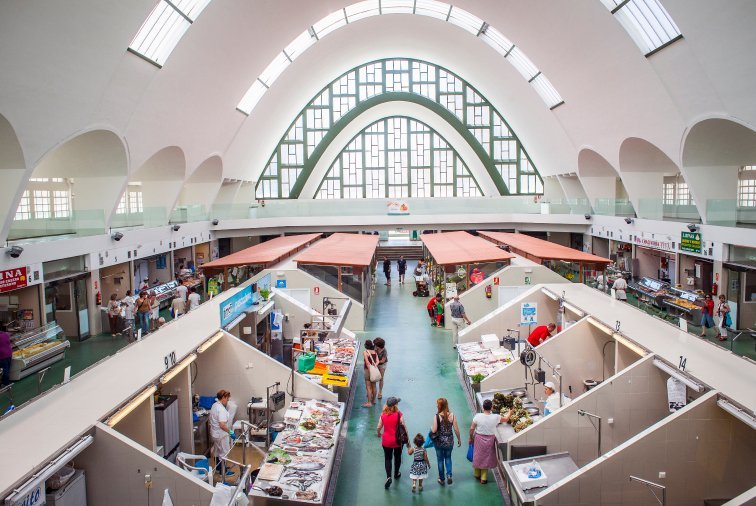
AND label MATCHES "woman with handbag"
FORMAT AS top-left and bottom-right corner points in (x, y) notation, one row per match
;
(363, 339), (381, 407)
(376, 397), (408, 489)
(430, 397), (461, 486)
(716, 294), (731, 341)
